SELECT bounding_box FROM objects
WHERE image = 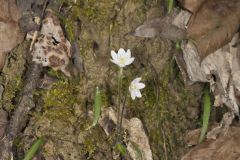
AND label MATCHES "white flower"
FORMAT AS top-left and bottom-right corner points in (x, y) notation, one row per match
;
(129, 77), (145, 100)
(110, 48), (134, 68)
